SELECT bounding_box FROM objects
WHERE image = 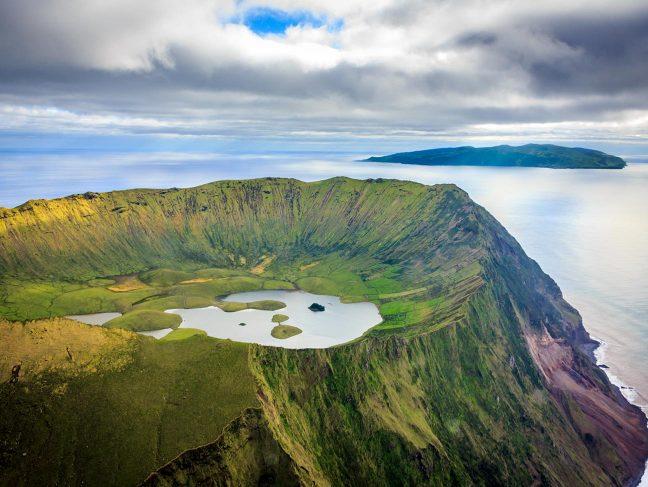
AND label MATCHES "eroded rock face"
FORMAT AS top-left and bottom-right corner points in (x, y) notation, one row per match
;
(308, 303), (325, 312)
(524, 324), (648, 486)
